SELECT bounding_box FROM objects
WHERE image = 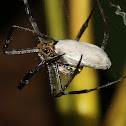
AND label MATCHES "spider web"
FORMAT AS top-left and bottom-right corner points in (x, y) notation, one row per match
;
(109, 1), (126, 26)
